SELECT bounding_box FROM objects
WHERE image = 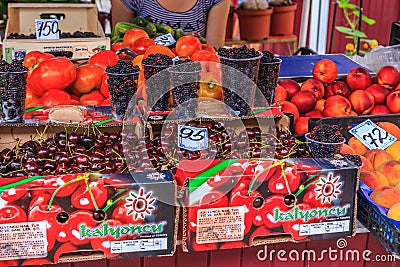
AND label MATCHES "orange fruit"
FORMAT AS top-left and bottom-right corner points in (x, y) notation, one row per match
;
(143, 45), (176, 59)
